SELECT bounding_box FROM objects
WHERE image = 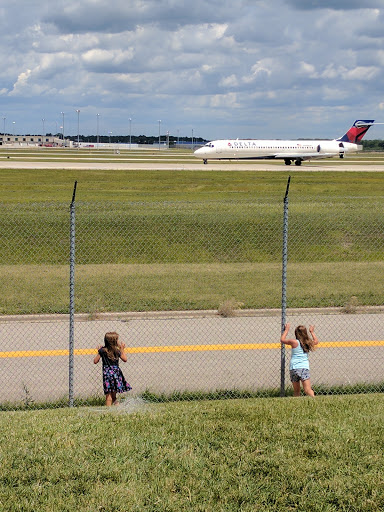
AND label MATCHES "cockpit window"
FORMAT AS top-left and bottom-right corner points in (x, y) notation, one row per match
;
(205, 143), (214, 148)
